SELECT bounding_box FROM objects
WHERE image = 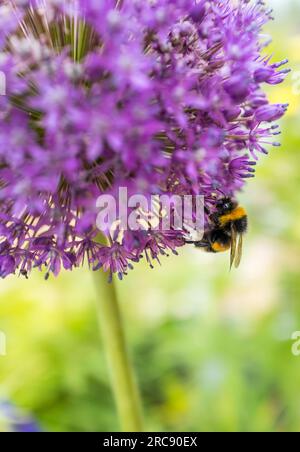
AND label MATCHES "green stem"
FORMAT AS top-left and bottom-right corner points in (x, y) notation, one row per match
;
(93, 270), (144, 432)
